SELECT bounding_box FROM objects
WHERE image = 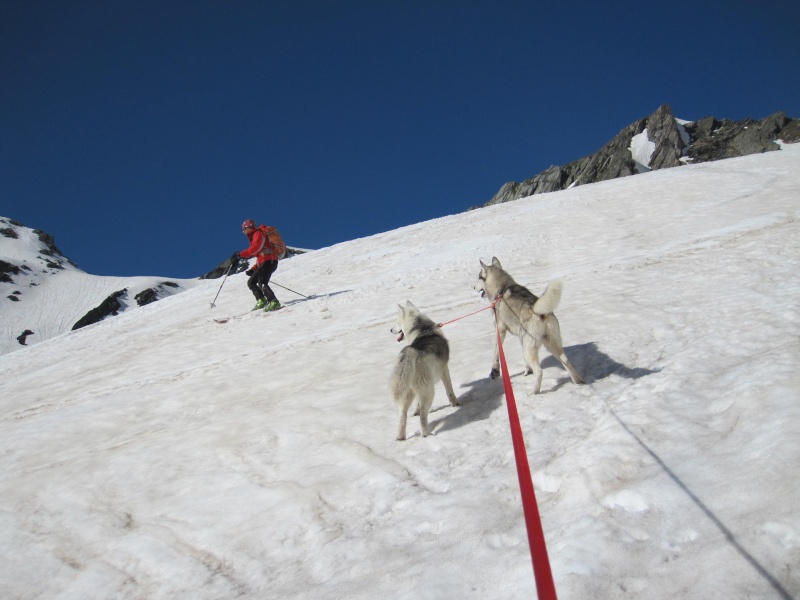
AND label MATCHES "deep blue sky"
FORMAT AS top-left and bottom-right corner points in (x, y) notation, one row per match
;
(2, 1), (798, 278)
